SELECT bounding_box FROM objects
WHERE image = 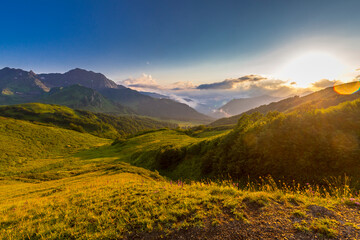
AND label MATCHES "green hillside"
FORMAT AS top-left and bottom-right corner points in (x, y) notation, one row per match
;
(0, 117), (359, 239)
(77, 127), (230, 180)
(146, 98), (360, 186)
(76, 94), (360, 185)
(0, 116), (110, 177)
(0, 103), (178, 139)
